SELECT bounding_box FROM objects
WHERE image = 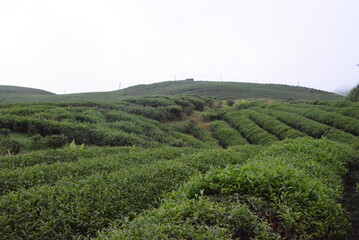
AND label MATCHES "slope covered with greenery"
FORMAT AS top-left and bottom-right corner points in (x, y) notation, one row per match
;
(0, 85), (56, 104)
(347, 83), (359, 102)
(0, 81), (341, 103)
(0, 96), (358, 239)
